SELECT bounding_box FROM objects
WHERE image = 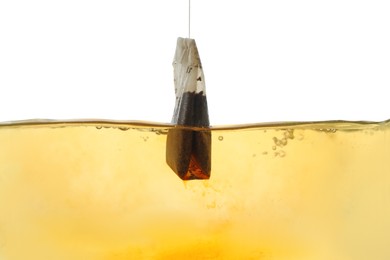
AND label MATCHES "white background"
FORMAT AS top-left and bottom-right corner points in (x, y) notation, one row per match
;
(1, 0), (389, 125)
